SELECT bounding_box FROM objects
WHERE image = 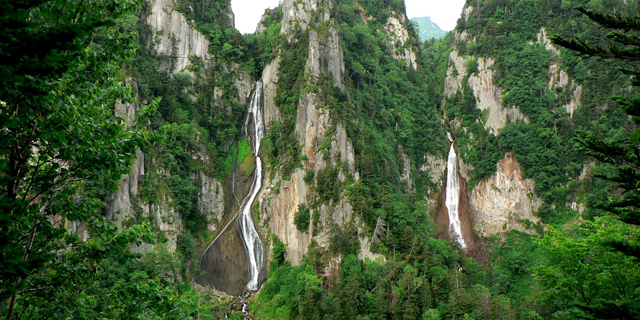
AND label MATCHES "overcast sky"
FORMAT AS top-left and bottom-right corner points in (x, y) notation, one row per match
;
(230, 0), (466, 34)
